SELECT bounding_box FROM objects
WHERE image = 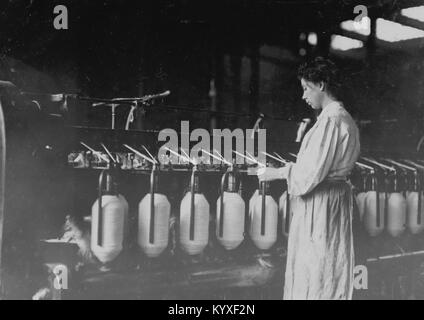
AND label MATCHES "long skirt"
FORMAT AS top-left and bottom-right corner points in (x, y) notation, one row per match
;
(283, 181), (355, 300)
